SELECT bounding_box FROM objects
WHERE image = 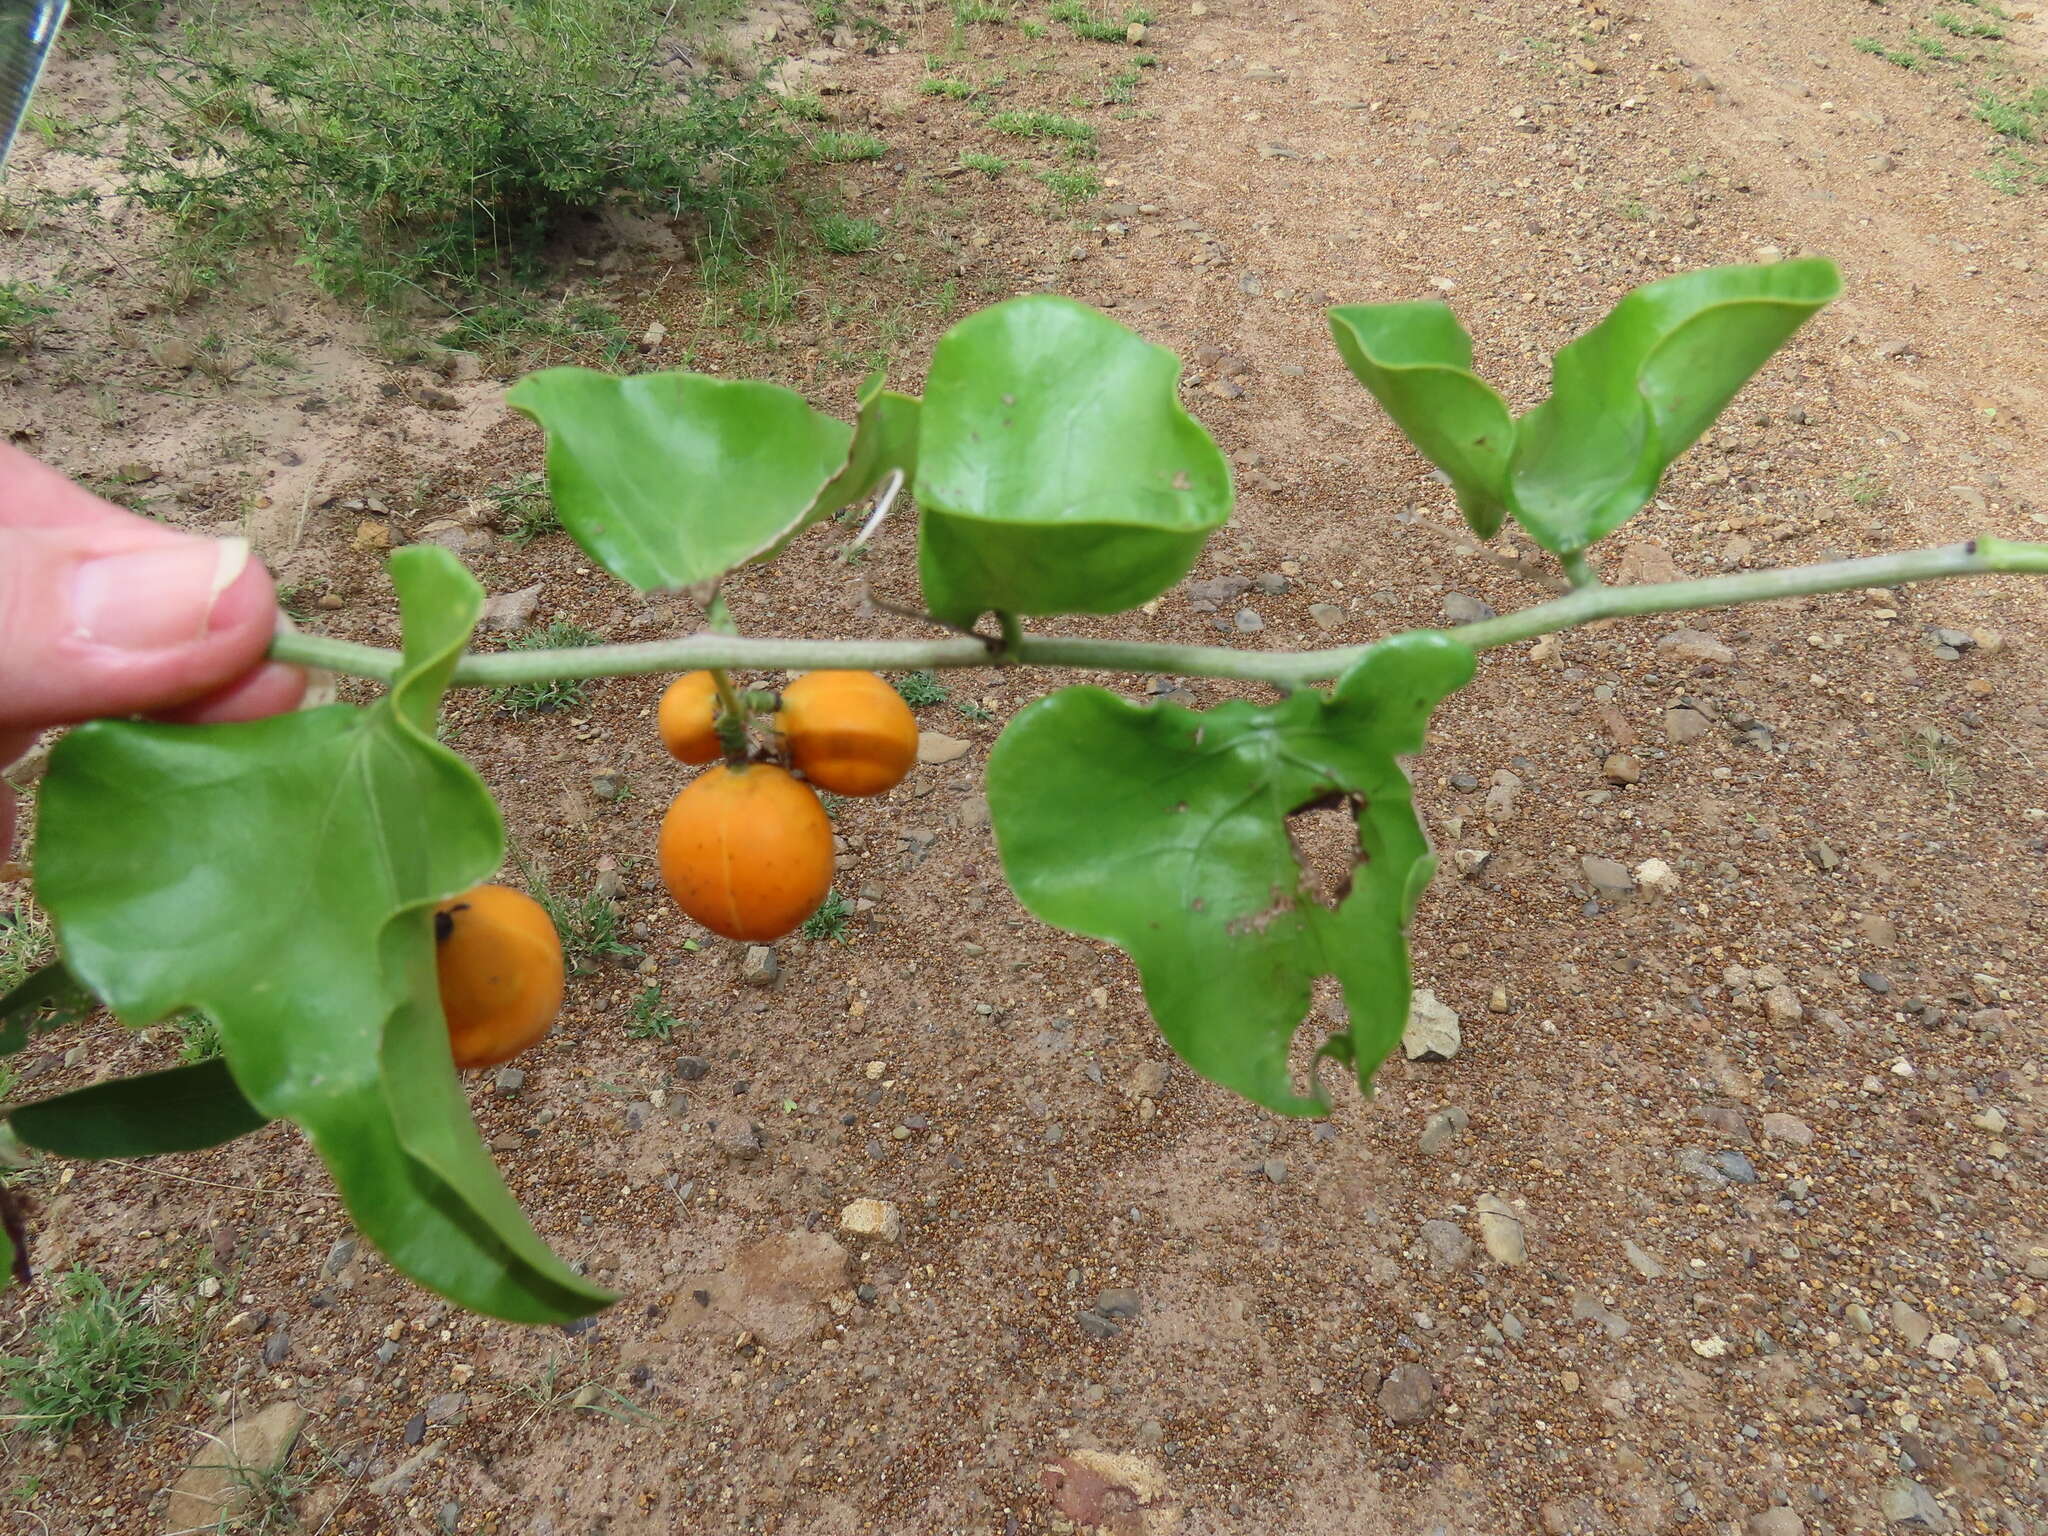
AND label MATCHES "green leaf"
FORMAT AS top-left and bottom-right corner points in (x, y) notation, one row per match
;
(7, 1060), (269, 1158)
(1328, 259), (1842, 555)
(986, 632), (1475, 1114)
(1509, 258), (1842, 553)
(33, 546), (613, 1324)
(1, 960), (95, 1056)
(507, 368), (855, 591)
(1, 1188), (23, 1288)
(762, 372), (922, 562)
(915, 295), (1232, 627)
(1326, 303), (1514, 539)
